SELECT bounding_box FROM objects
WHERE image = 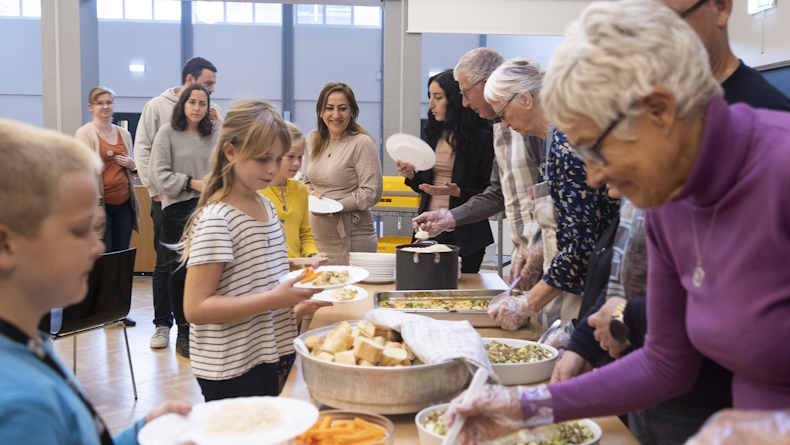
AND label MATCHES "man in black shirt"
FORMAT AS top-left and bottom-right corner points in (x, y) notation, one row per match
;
(552, 1), (790, 444)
